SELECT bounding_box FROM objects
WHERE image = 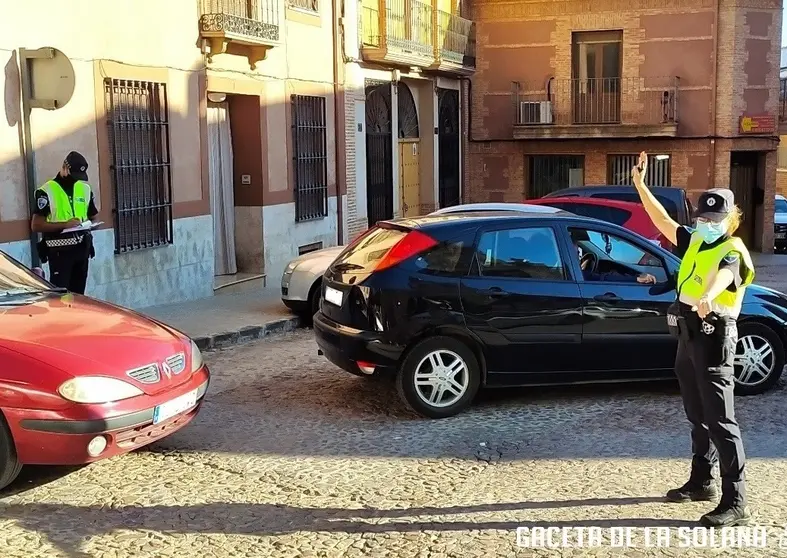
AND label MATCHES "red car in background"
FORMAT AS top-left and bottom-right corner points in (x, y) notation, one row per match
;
(525, 196), (671, 251)
(0, 250), (210, 491)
